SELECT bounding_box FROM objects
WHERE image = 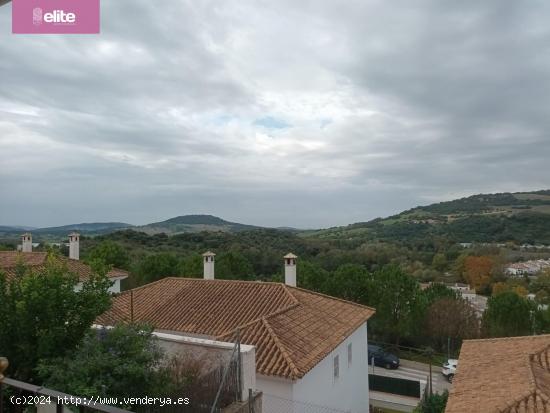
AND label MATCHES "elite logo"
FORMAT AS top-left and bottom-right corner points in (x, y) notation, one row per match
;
(13, 0), (99, 34)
